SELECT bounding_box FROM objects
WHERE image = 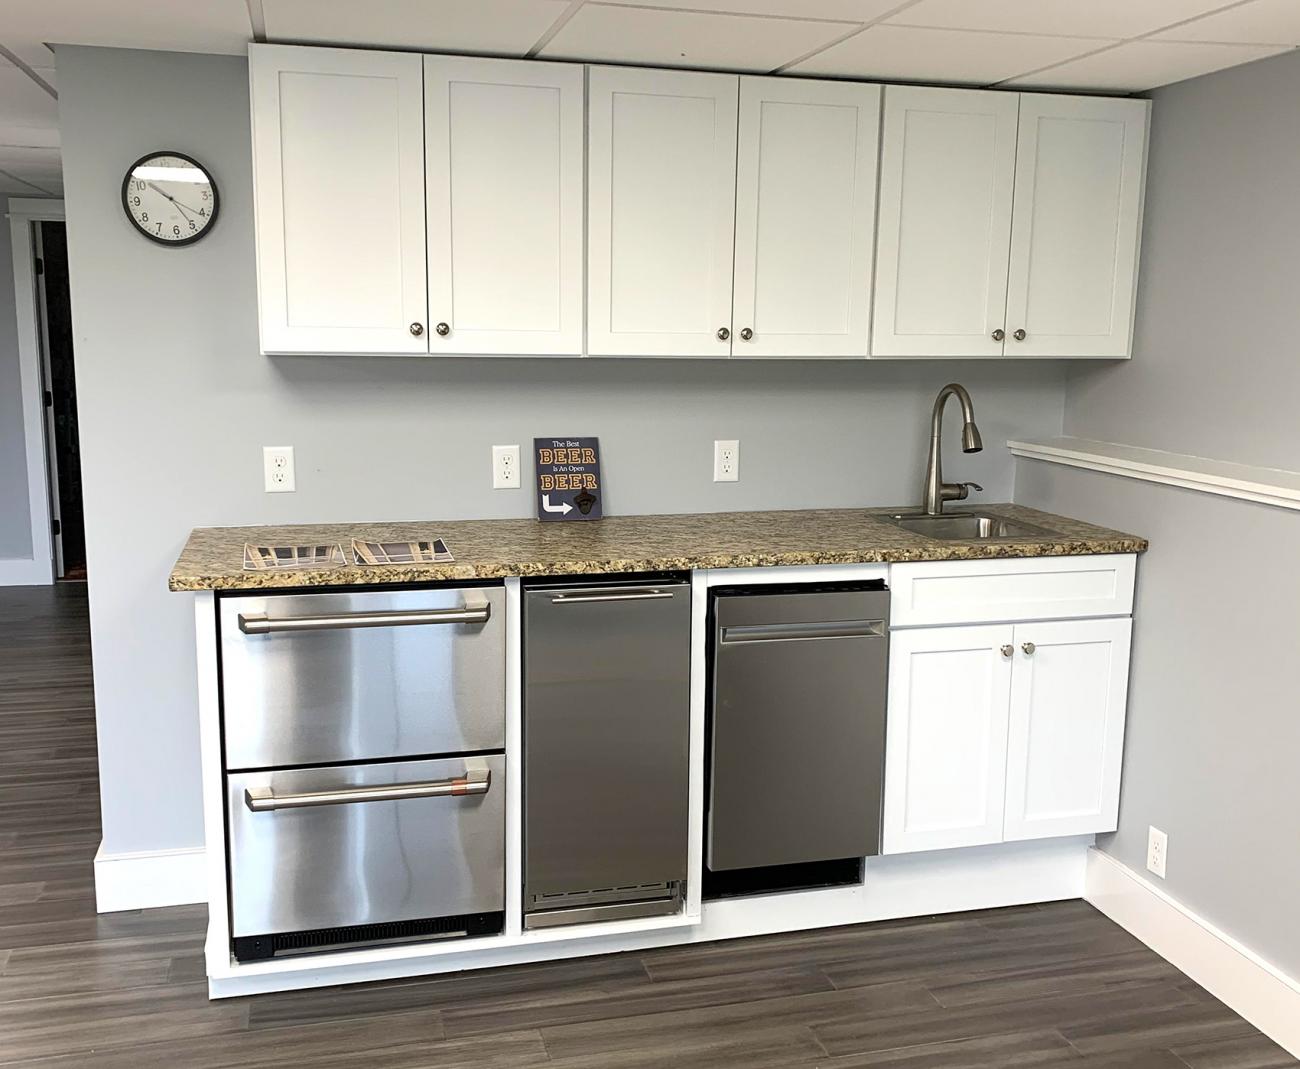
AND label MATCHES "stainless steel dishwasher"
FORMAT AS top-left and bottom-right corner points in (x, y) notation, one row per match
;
(523, 577), (691, 928)
(707, 582), (889, 894)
